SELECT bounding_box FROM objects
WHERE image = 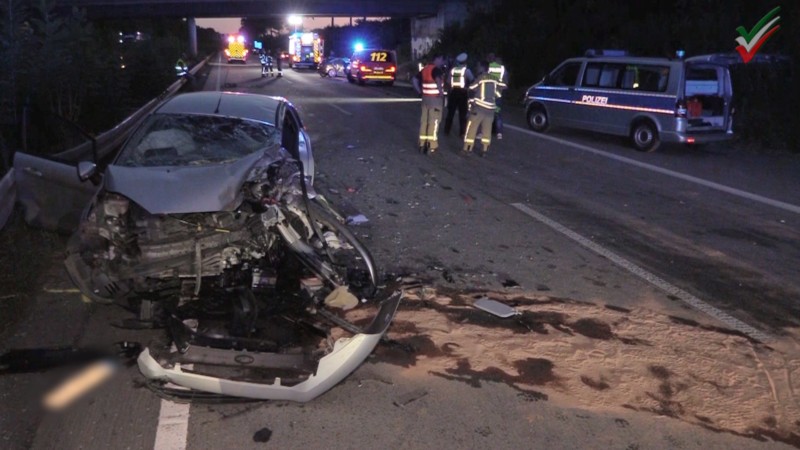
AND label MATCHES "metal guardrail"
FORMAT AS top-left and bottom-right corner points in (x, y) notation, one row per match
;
(0, 58), (208, 231)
